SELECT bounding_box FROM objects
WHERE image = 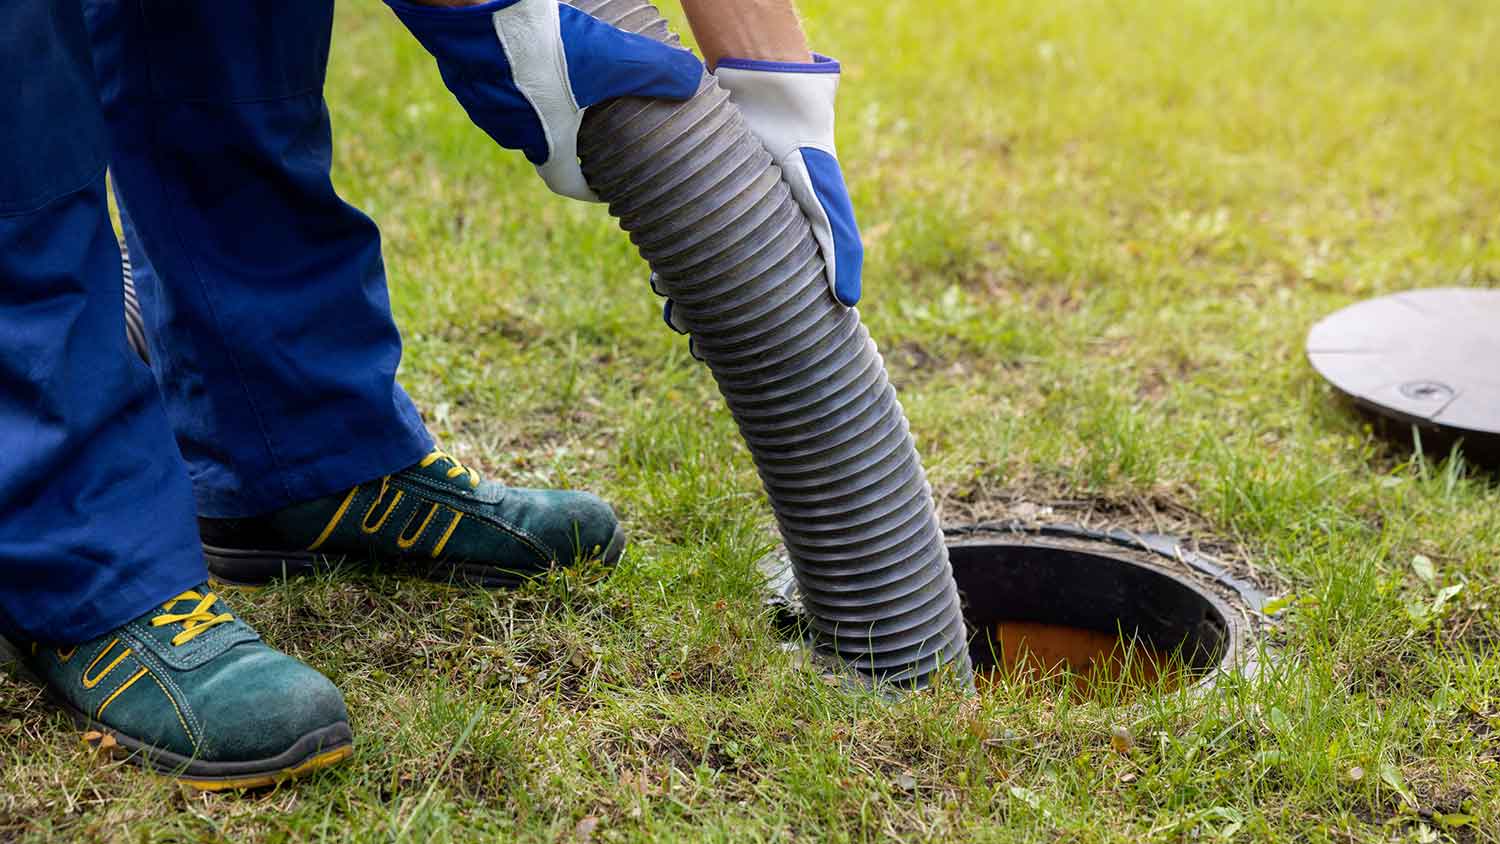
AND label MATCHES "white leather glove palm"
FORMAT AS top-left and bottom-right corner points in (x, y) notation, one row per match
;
(657, 52), (865, 352)
(716, 54), (863, 307)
